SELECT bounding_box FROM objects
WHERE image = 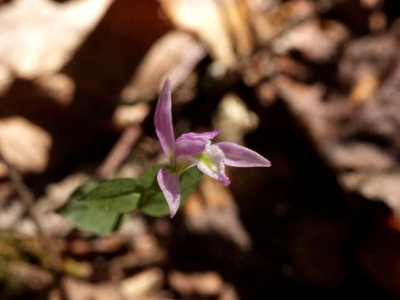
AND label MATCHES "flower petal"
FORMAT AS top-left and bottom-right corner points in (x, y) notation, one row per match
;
(215, 142), (271, 167)
(157, 168), (181, 218)
(155, 79), (175, 156)
(174, 129), (220, 157)
(192, 144), (230, 185)
(179, 129), (220, 141)
(175, 138), (207, 157)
